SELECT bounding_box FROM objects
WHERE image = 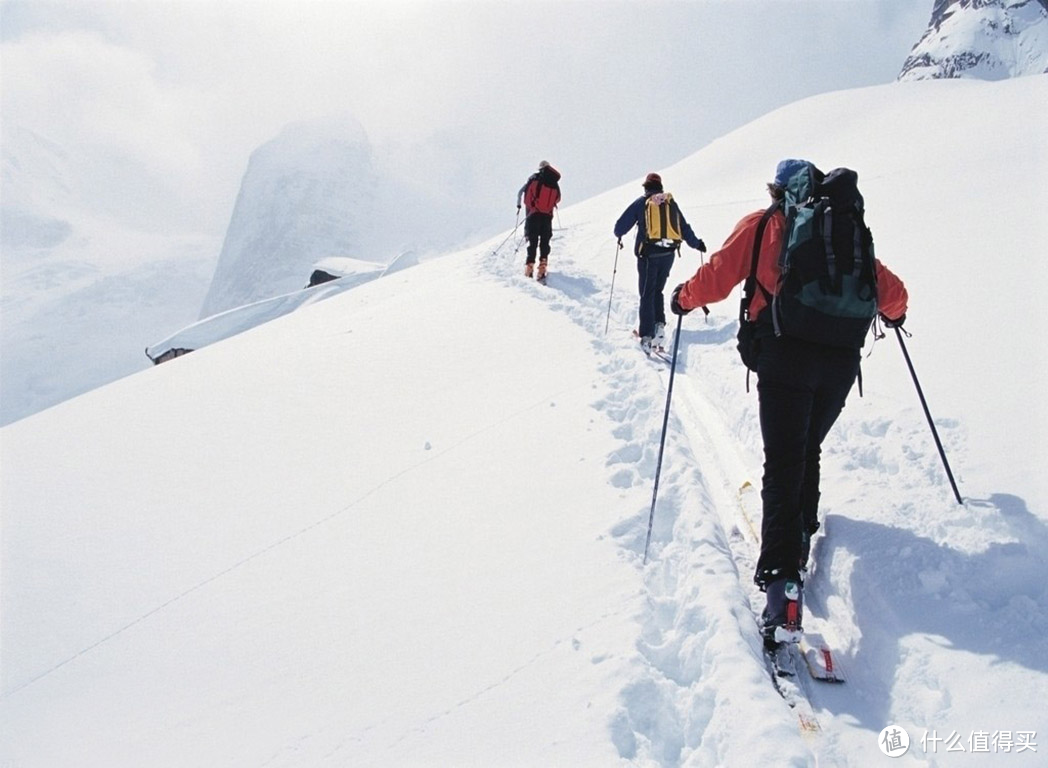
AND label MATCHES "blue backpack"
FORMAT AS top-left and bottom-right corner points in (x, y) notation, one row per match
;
(772, 163), (878, 348)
